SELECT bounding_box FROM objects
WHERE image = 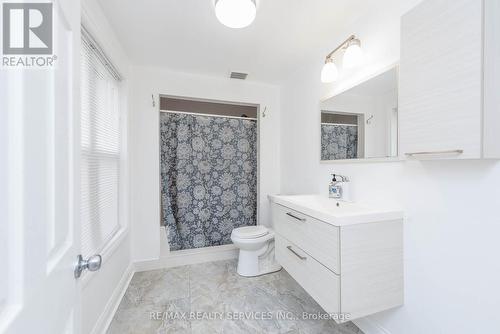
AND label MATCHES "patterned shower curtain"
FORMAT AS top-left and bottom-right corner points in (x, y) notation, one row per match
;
(321, 124), (358, 160)
(160, 112), (257, 250)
